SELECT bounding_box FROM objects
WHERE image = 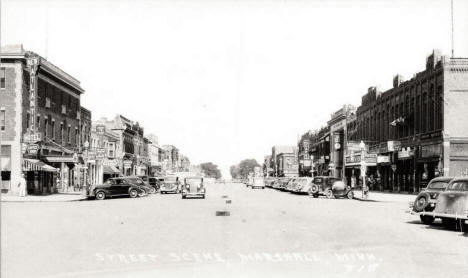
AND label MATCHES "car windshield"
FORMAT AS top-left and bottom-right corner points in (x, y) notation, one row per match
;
(427, 181), (449, 190)
(186, 178), (202, 184)
(314, 178), (323, 183)
(446, 181), (468, 191)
